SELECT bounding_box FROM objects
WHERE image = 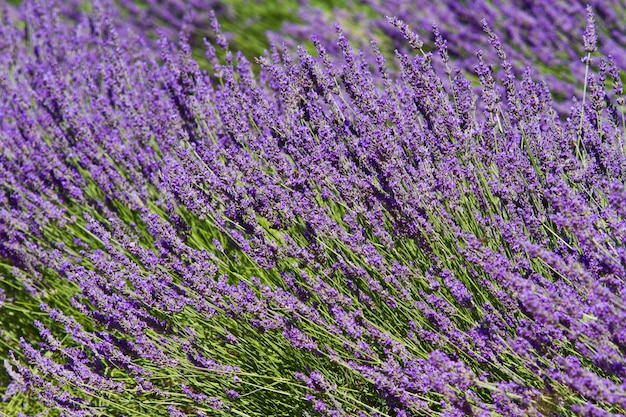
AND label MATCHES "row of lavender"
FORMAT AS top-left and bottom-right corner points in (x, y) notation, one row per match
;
(22, 0), (626, 112)
(1, 0), (626, 416)
(278, 0), (626, 112)
(47, 0), (626, 112)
